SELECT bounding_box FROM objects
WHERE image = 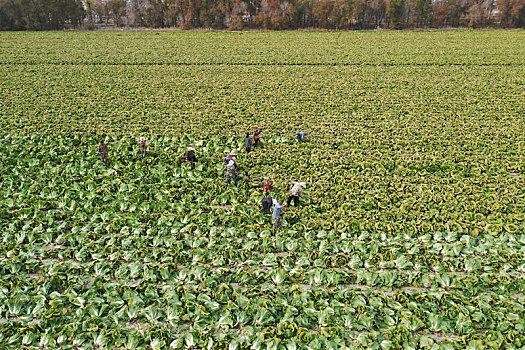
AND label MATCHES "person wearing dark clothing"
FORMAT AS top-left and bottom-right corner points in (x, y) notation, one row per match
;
(287, 195), (299, 207)
(262, 196), (274, 214)
(253, 127), (261, 147)
(98, 140), (109, 167)
(187, 150), (197, 162)
(185, 144), (197, 163)
(244, 133), (253, 153)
